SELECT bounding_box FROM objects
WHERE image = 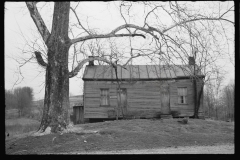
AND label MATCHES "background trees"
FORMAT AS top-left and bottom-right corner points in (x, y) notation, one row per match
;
(5, 90), (17, 110)
(204, 80), (234, 122)
(5, 87), (34, 117)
